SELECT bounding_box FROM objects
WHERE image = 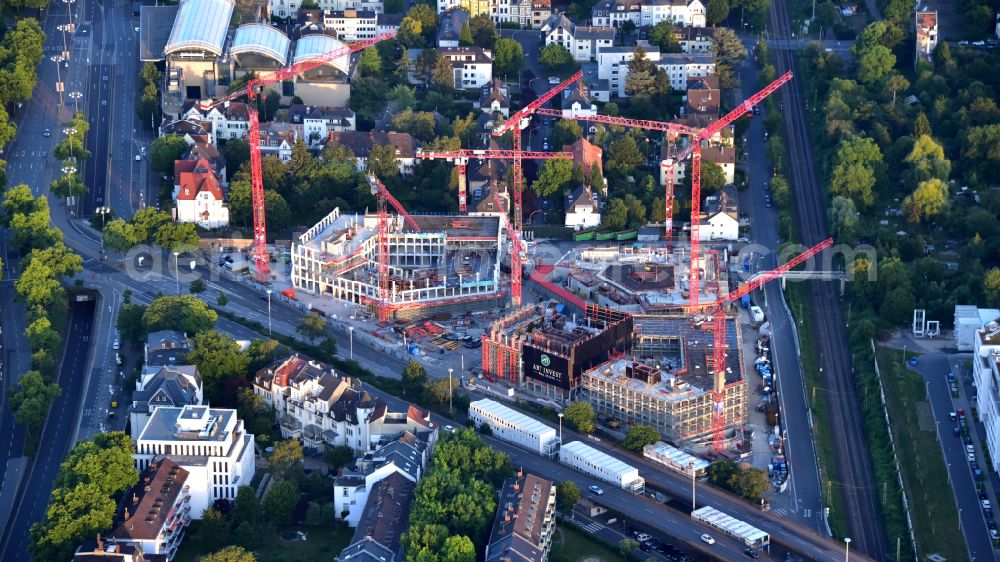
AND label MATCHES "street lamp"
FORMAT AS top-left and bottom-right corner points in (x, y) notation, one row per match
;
(68, 91), (82, 115)
(448, 368), (454, 413)
(844, 537), (851, 562)
(173, 251), (180, 295)
(95, 206), (111, 230)
(266, 289), (273, 335)
(557, 412), (563, 443)
(56, 24), (71, 60)
(349, 326), (354, 359)
(688, 461), (696, 512)
(51, 55), (66, 112)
